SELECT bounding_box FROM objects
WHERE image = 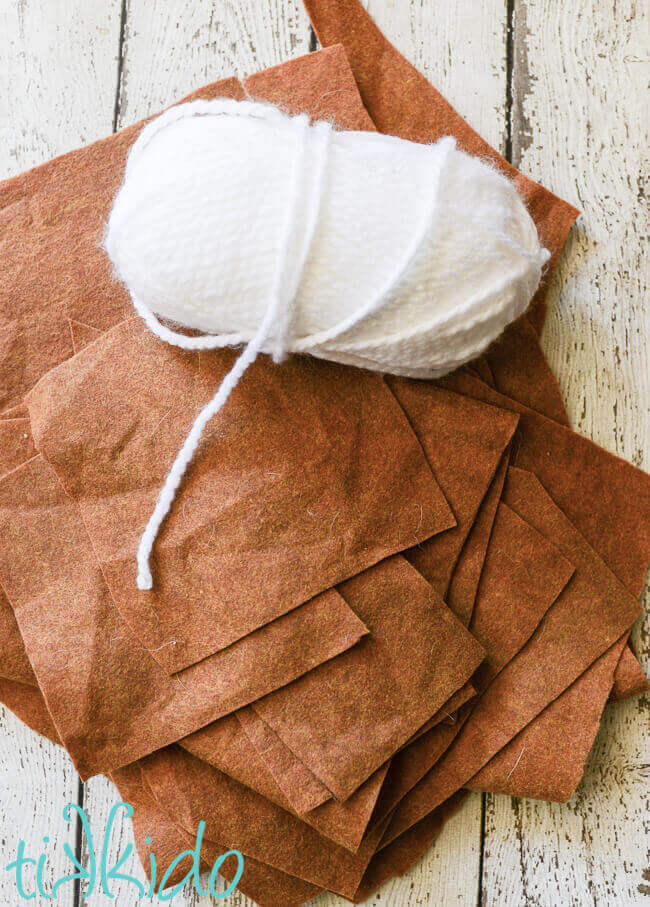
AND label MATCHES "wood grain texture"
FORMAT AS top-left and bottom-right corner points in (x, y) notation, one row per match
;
(0, 708), (79, 905)
(482, 0), (650, 904)
(82, 774), (220, 906)
(0, 0), (647, 904)
(115, 0), (312, 127)
(363, 0), (508, 151)
(0, 0), (122, 175)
